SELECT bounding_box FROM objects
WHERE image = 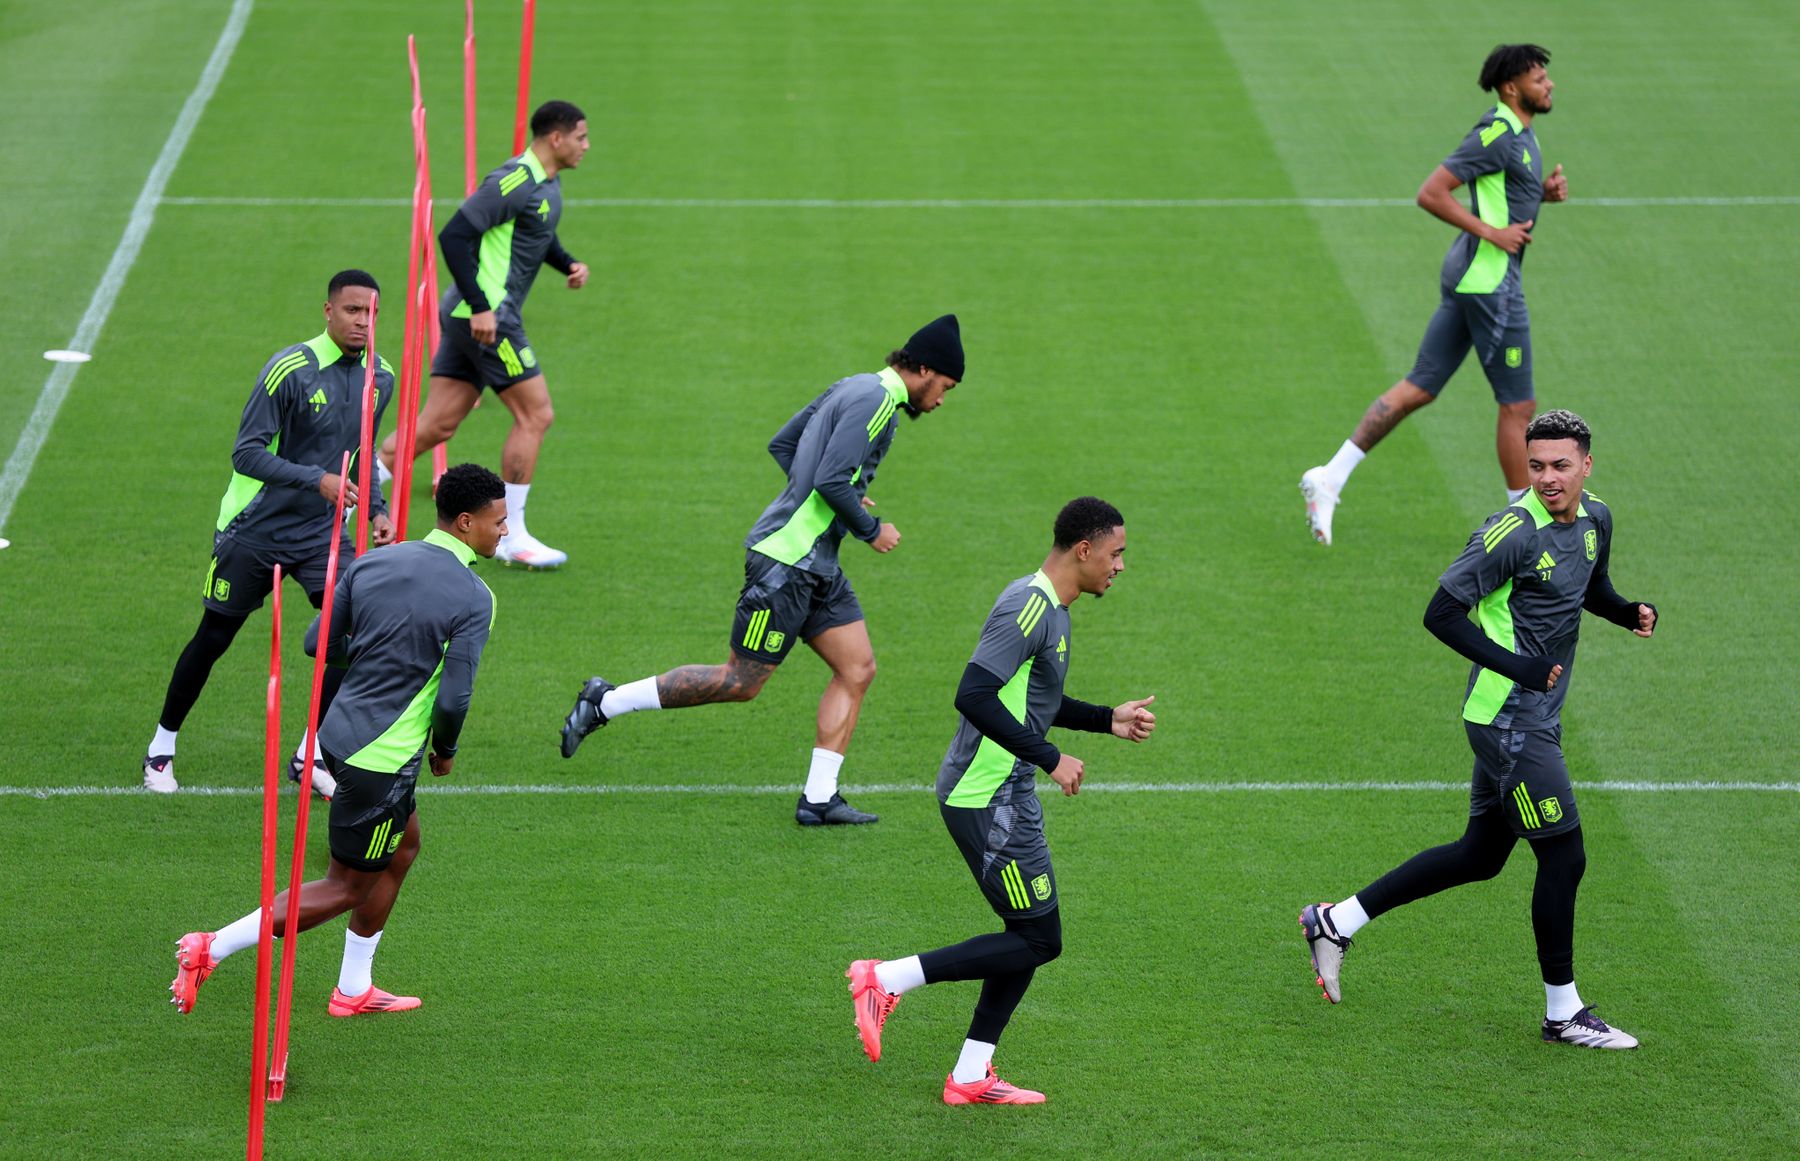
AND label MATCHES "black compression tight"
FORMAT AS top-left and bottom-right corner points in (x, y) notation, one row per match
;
(1357, 811), (1587, 986)
(157, 590), (342, 734)
(918, 909), (1063, 1045)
